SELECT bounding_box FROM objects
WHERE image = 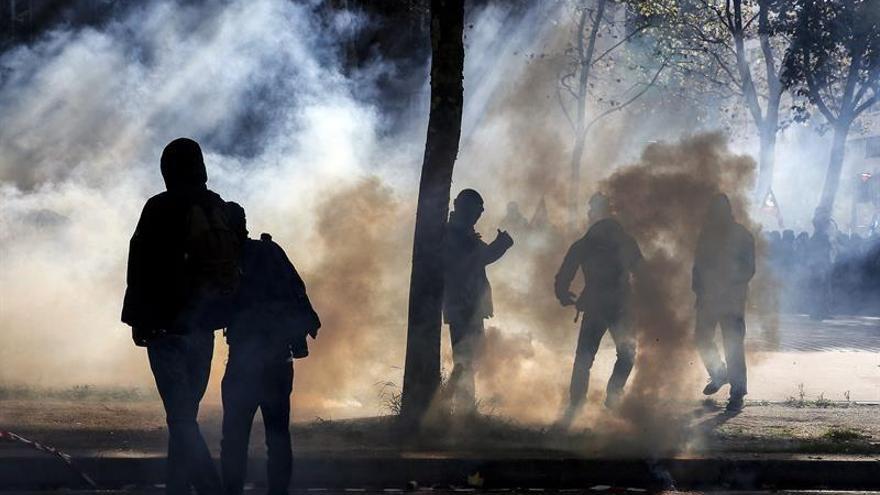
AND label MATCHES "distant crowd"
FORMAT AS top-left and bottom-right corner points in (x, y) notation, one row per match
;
(764, 228), (880, 318)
